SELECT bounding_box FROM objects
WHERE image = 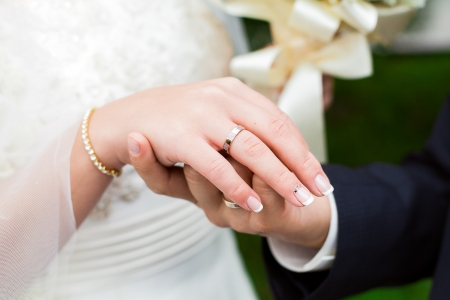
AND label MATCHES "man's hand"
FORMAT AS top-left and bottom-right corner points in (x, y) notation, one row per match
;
(184, 158), (331, 248)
